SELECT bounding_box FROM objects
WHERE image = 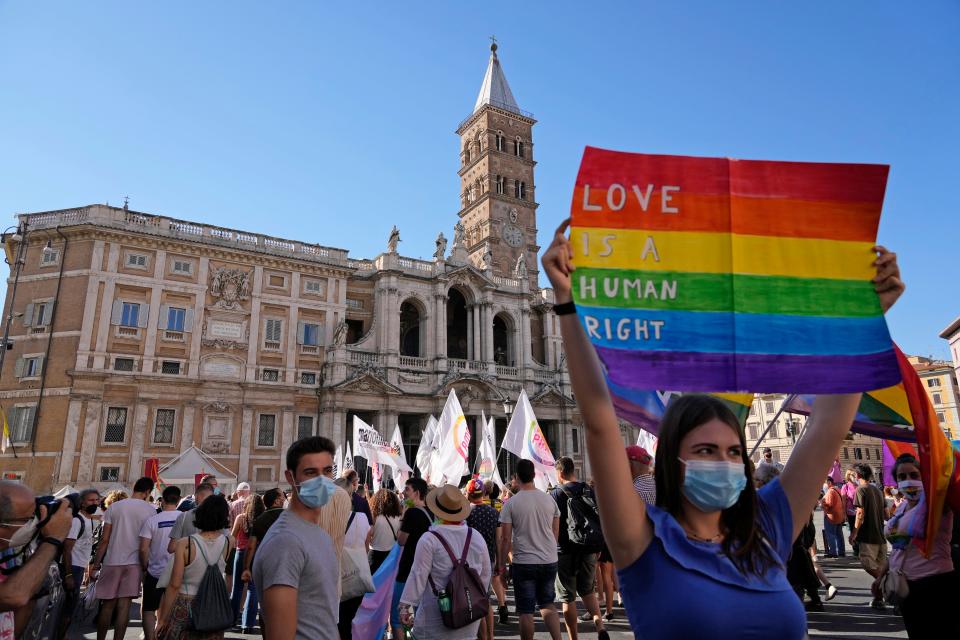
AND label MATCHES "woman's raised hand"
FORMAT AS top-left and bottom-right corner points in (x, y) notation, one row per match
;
(873, 245), (905, 313)
(541, 218), (575, 303)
